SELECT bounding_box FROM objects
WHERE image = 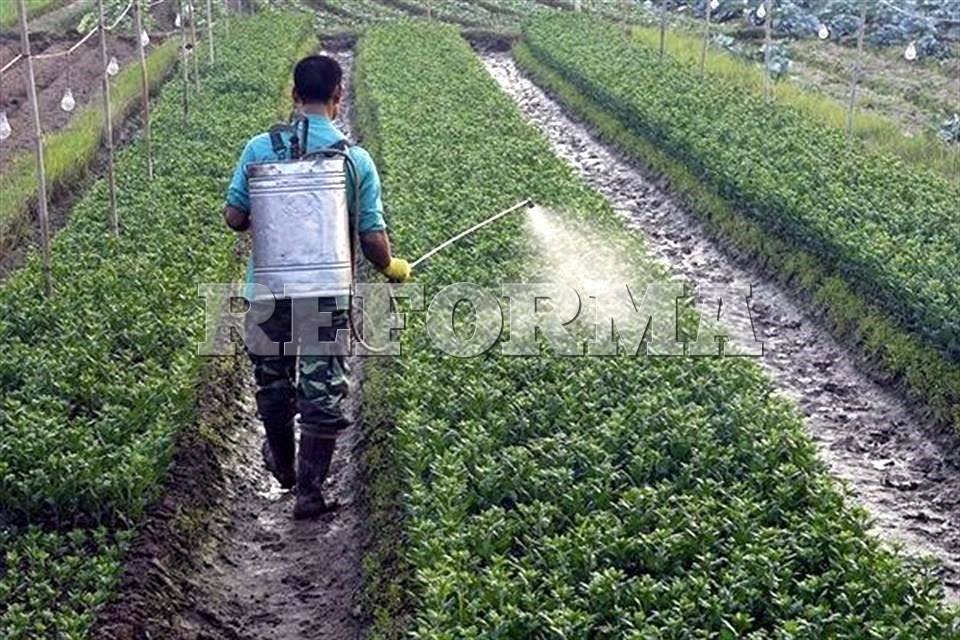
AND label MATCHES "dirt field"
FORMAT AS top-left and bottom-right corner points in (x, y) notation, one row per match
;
(0, 32), (138, 170)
